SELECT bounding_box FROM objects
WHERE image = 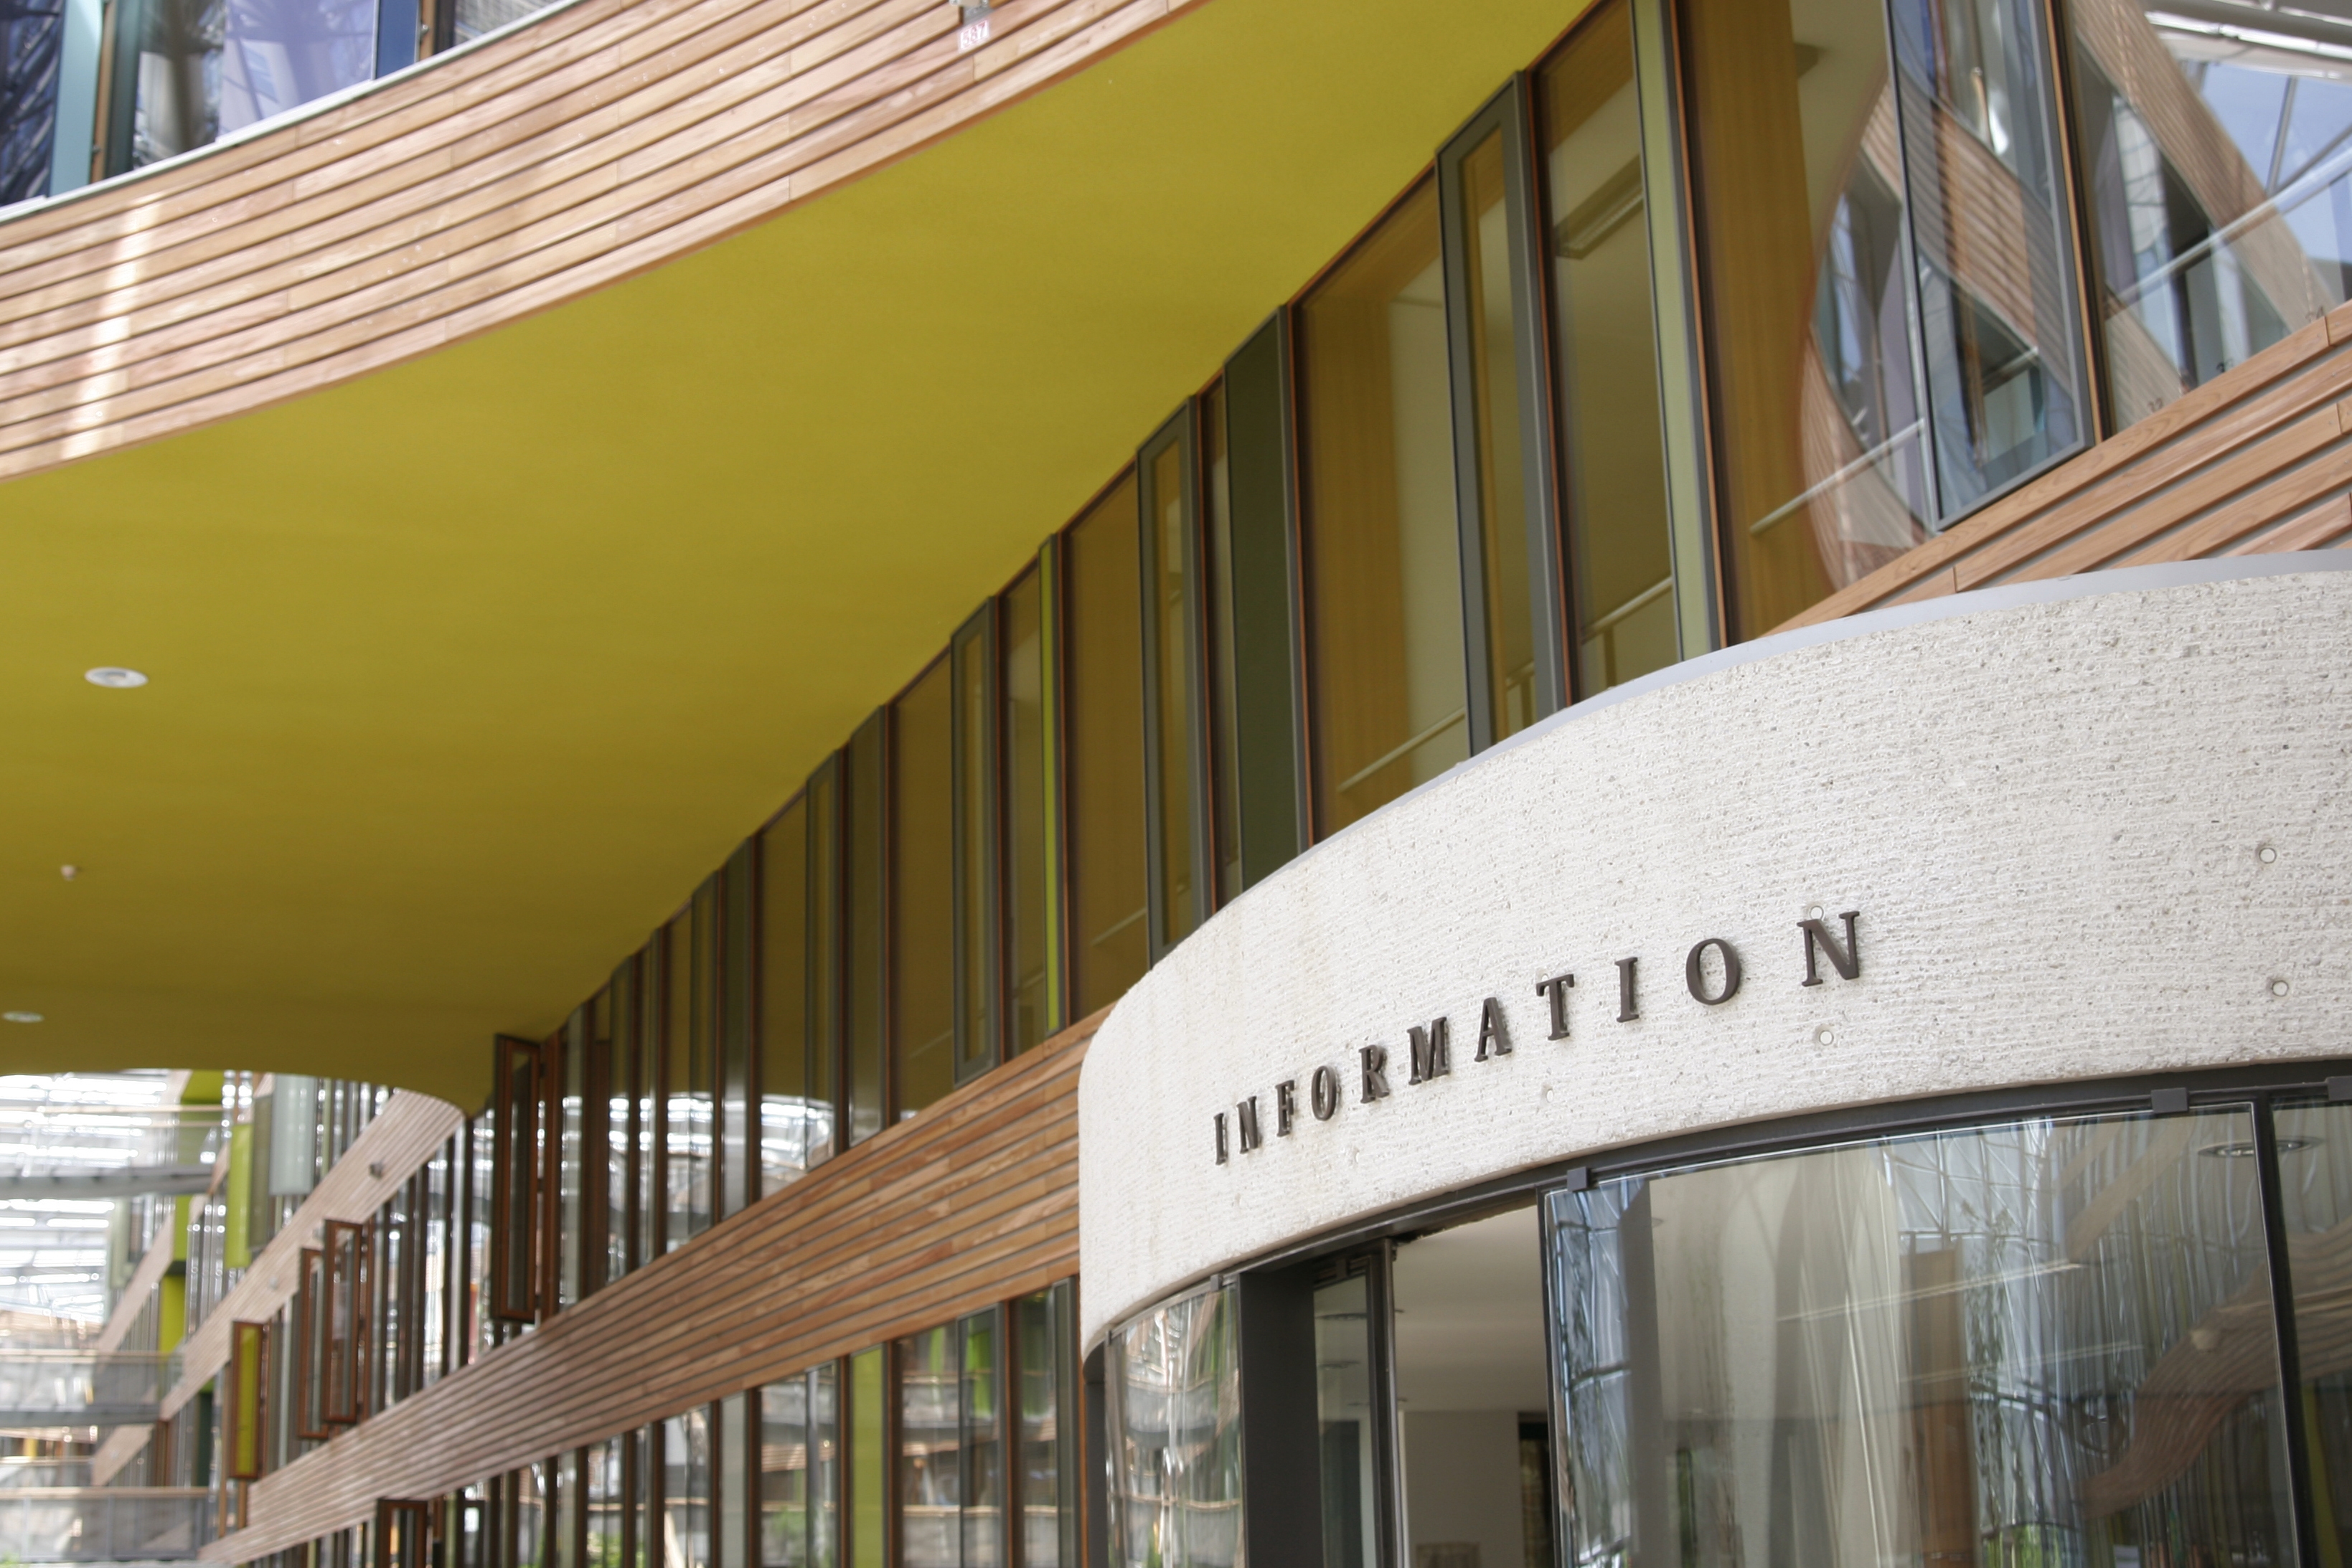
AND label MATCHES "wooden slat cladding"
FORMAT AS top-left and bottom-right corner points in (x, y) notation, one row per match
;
(1778, 304), (2352, 632)
(0, 0), (1189, 482)
(205, 1014), (1094, 1562)
(166, 1092), (469, 1420)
